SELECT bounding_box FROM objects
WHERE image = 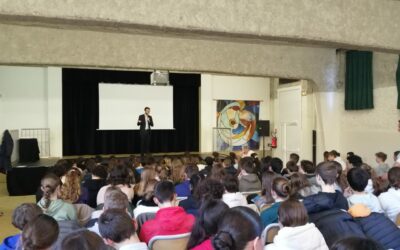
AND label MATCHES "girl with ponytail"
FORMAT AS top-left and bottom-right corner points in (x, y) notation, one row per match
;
(212, 206), (263, 250)
(37, 174), (77, 221)
(260, 176), (290, 228)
